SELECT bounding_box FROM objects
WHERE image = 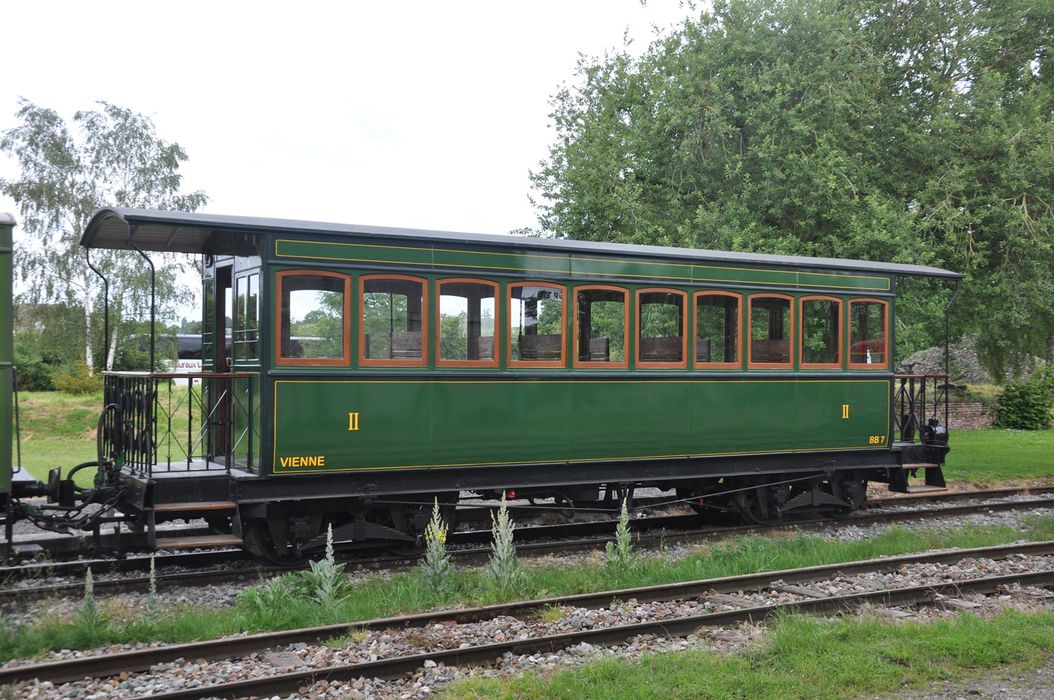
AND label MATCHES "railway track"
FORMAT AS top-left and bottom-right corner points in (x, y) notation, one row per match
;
(3, 489), (1054, 606)
(9, 484), (1053, 562)
(4, 539), (1053, 696)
